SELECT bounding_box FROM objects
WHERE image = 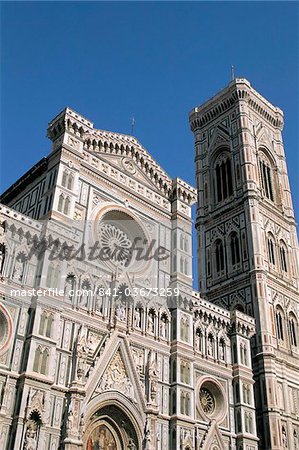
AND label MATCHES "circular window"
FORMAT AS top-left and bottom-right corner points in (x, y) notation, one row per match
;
(197, 377), (227, 423)
(0, 303), (12, 354)
(94, 207), (150, 274)
(199, 387), (215, 415)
